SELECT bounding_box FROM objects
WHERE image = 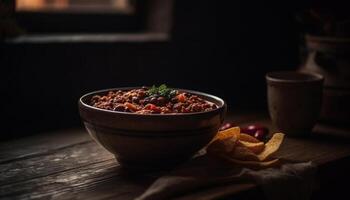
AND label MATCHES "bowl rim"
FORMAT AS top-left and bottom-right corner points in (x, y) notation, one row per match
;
(266, 71), (324, 84)
(79, 87), (226, 116)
